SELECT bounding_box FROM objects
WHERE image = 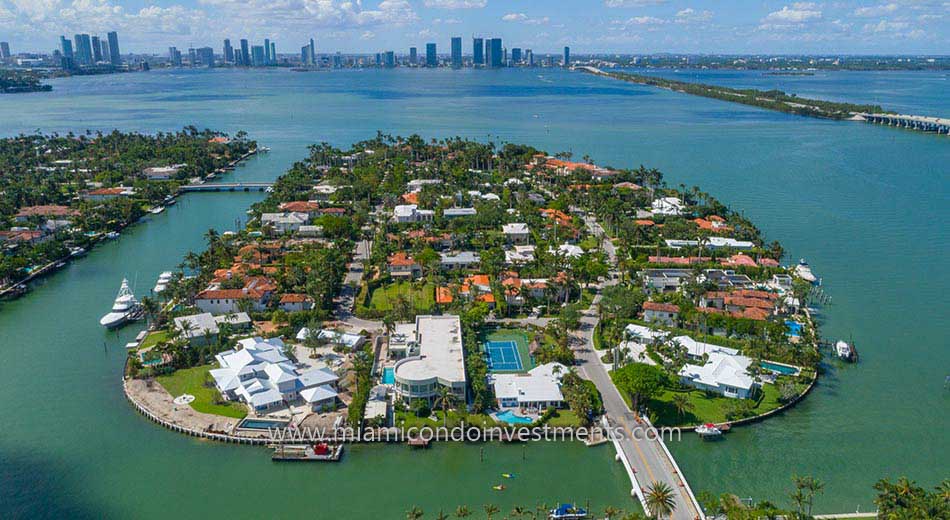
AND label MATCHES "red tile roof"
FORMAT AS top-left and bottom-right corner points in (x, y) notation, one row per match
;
(643, 301), (680, 313)
(16, 205), (78, 218)
(387, 252), (417, 267)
